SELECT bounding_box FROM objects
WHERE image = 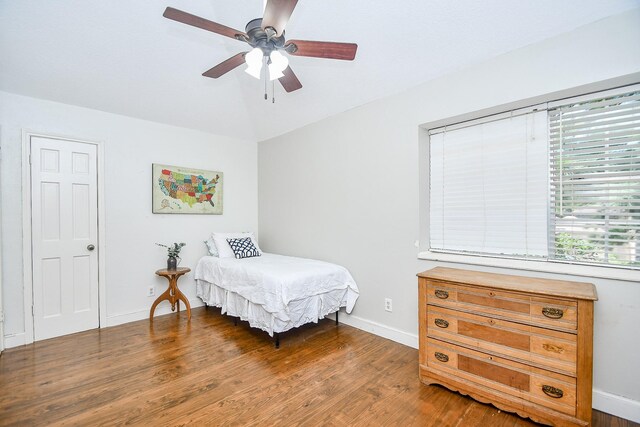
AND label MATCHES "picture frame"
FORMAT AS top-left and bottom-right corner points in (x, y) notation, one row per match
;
(152, 164), (223, 214)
